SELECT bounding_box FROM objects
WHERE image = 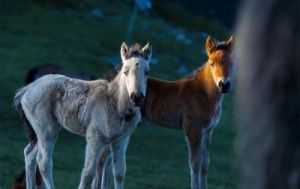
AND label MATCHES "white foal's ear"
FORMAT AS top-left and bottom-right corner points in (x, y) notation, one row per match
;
(226, 36), (234, 53)
(121, 42), (129, 62)
(206, 35), (217, 56)
(142, 42), (152, 61)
